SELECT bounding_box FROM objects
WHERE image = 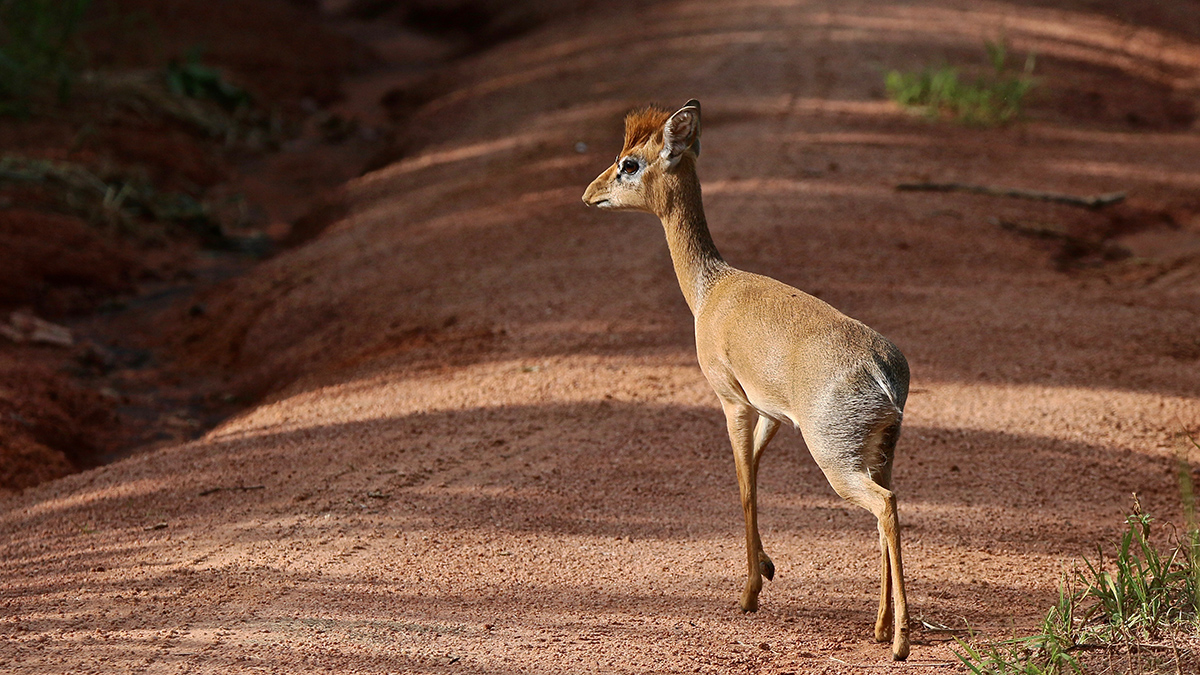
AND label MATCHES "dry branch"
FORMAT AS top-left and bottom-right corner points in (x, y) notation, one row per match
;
(199, 485), (265, 496)
(896, 182), (1125, 209)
